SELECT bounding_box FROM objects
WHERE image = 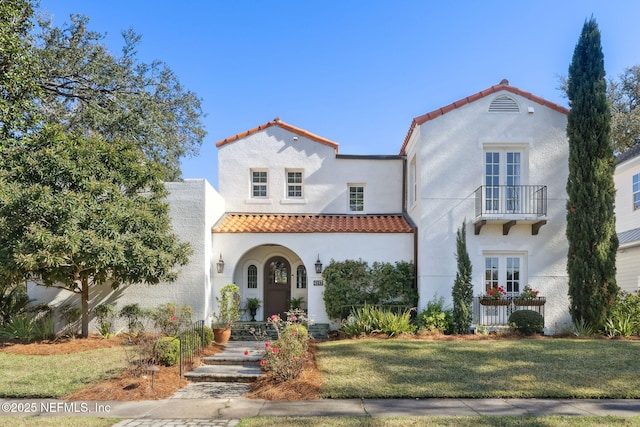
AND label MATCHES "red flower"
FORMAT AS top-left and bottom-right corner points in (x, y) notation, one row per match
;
(171, 316), (177, 321)
(260, 360), (265, 366)
(272, 347), (279, 354)
(244, 350), (249, 356)
(265, 342), (271, 348)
